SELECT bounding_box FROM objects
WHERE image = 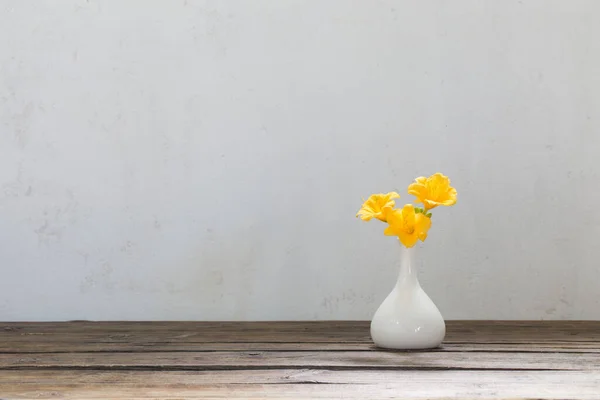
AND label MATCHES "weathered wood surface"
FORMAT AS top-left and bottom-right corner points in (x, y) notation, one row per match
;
(0, 321), (599, 399)
(2, 371), (600, 399)
(2, 350), (600, 371)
